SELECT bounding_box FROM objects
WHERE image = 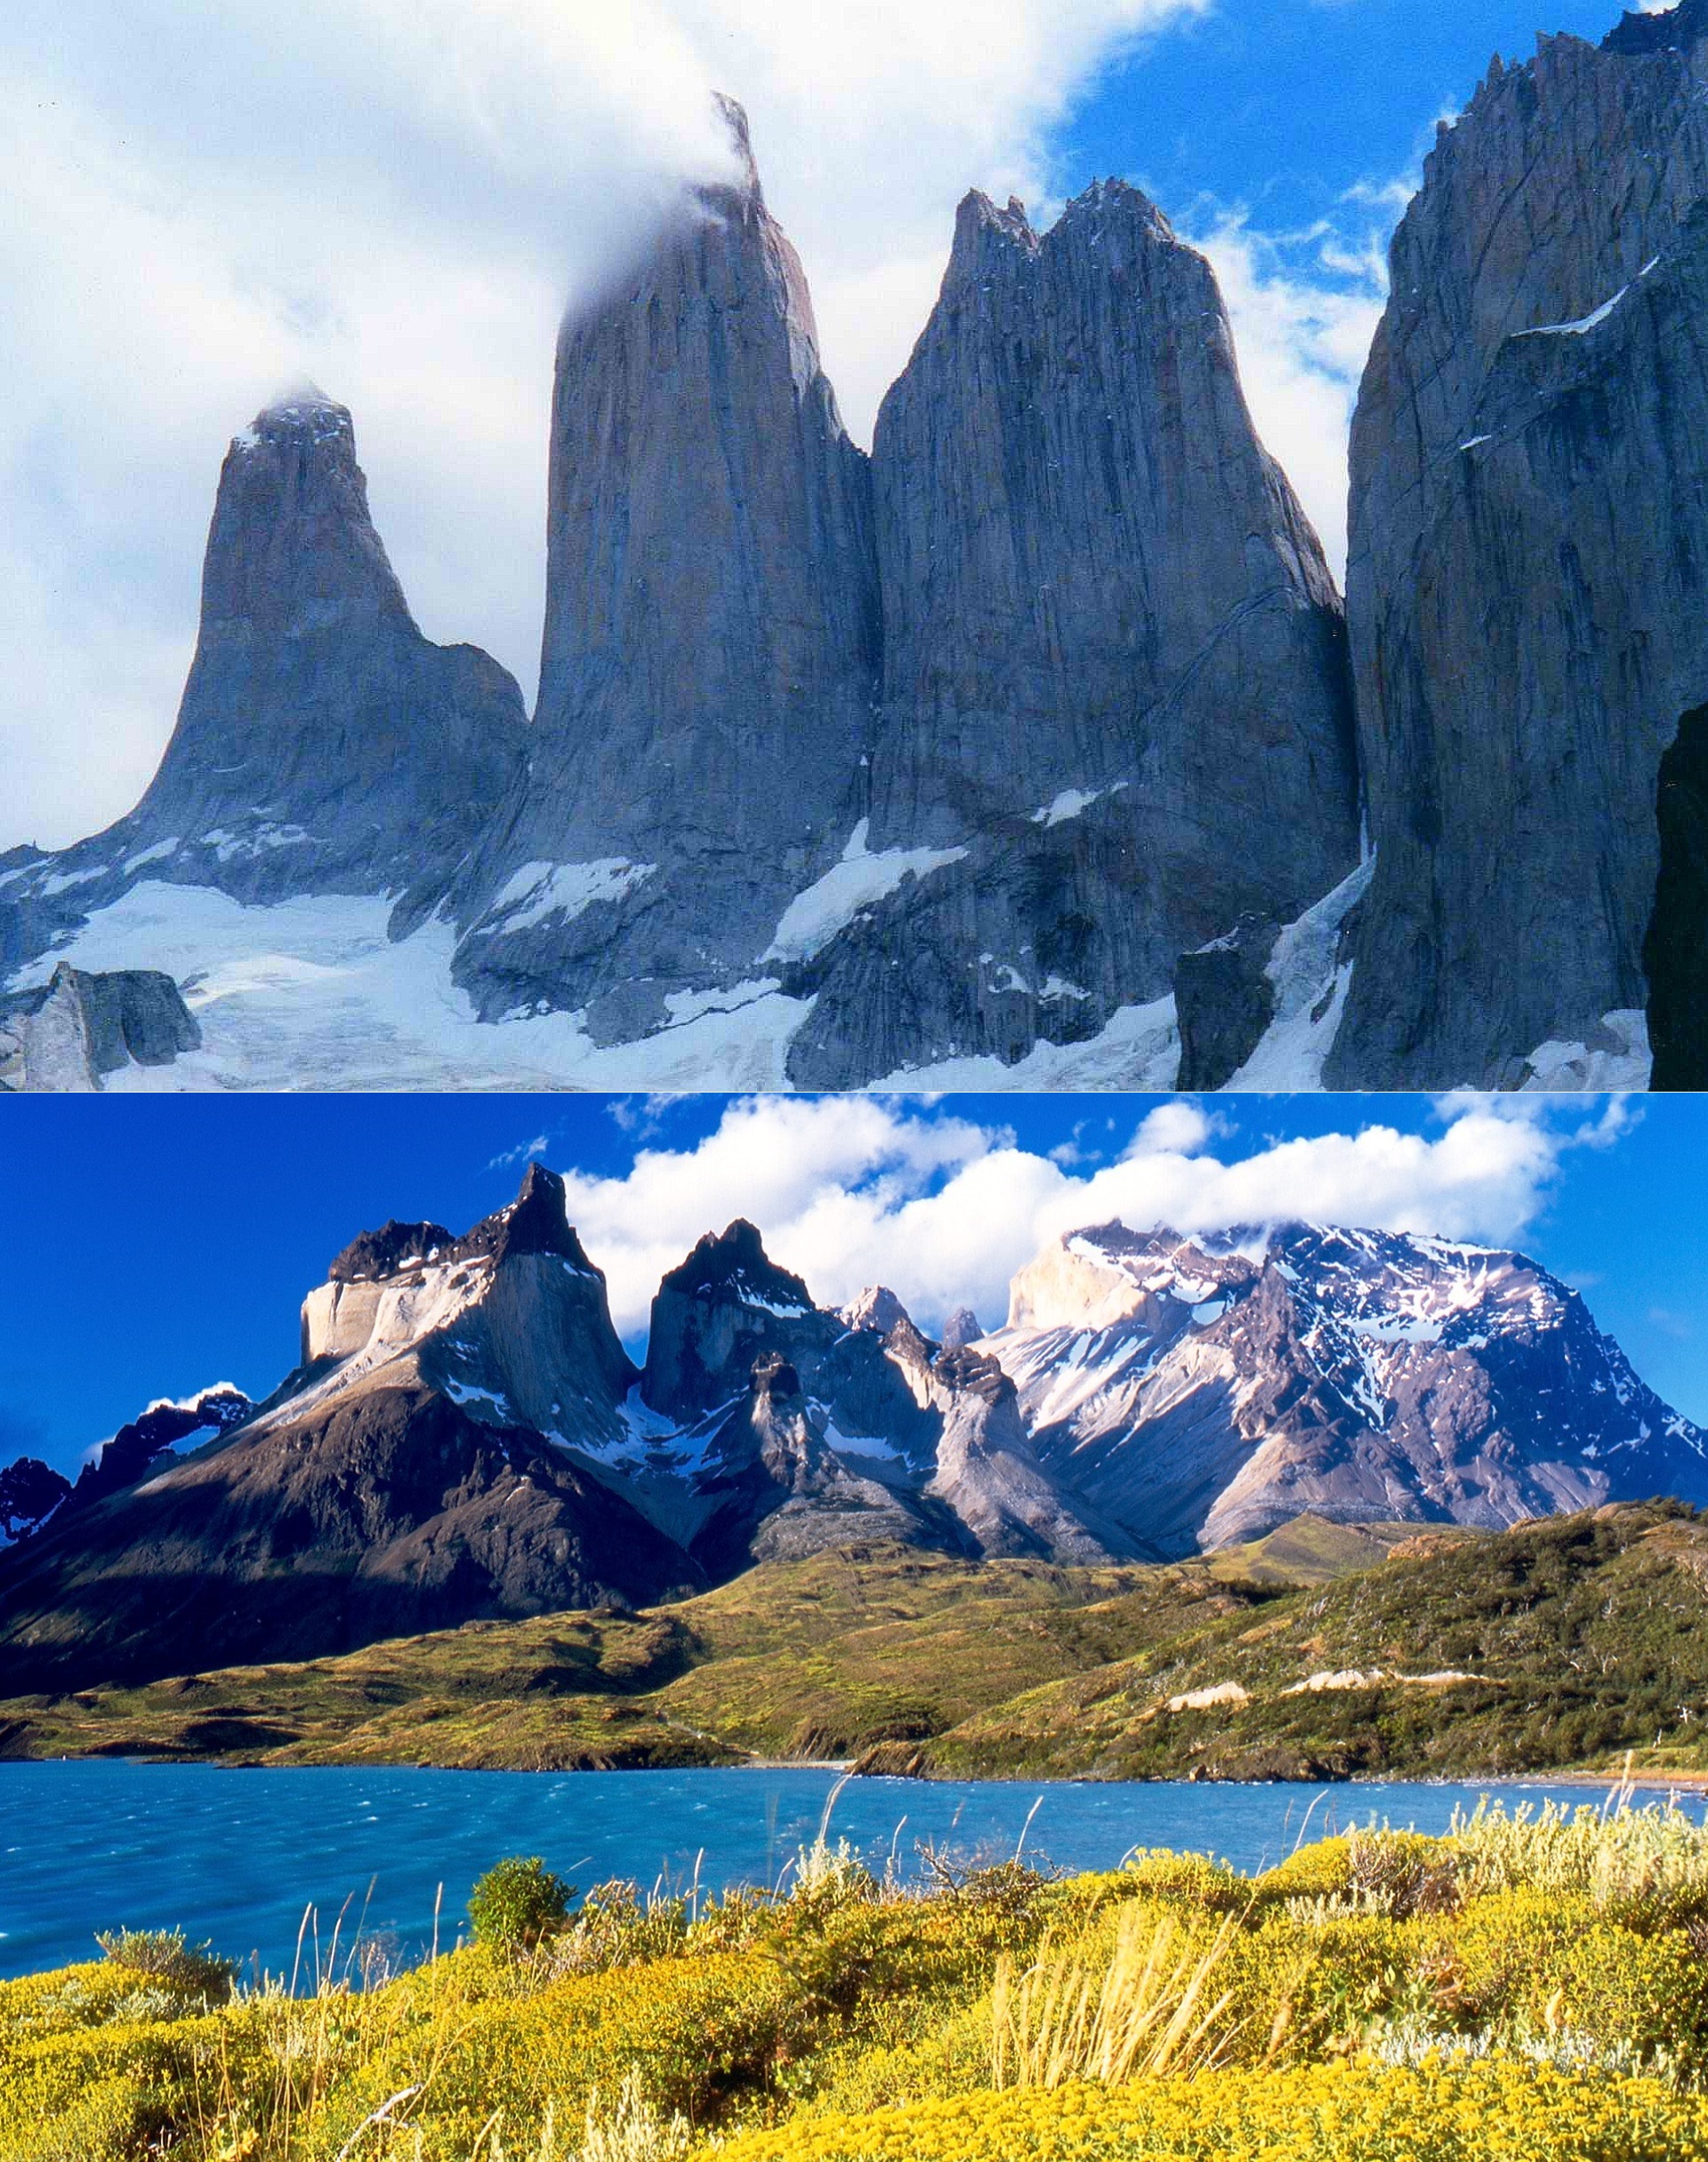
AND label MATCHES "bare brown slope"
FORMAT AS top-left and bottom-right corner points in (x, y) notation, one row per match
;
(0, 1385), (700, 1693)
